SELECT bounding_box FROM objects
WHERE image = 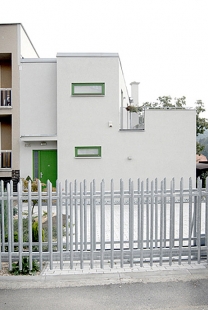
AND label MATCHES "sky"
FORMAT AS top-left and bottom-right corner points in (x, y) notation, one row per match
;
(1, 0), (208, 114)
